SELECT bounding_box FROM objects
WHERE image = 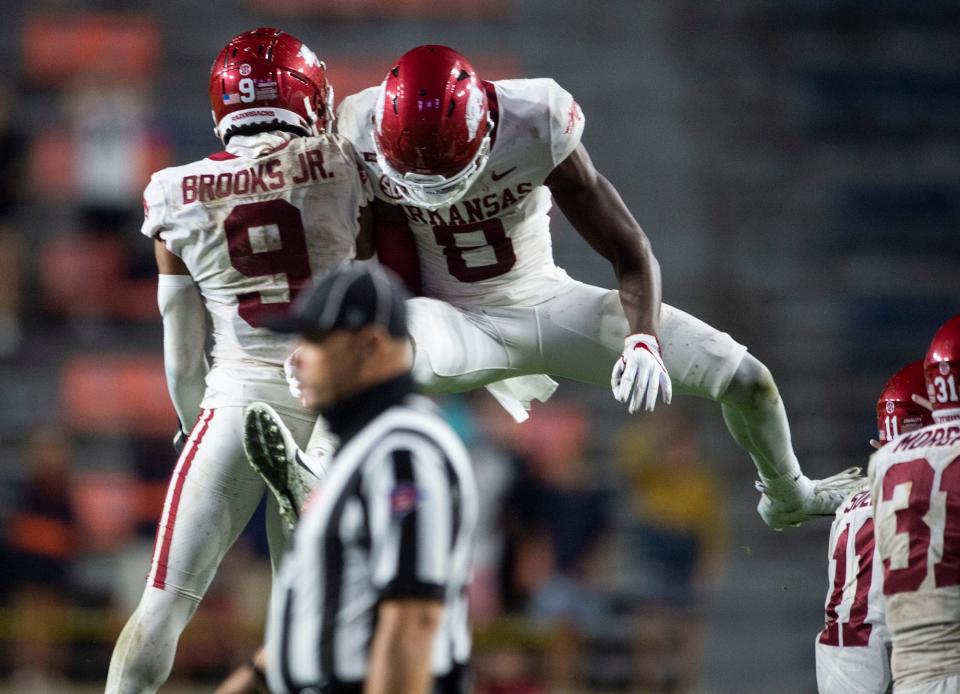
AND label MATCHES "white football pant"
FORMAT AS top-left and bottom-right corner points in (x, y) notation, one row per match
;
(408, 278), (748, 401)
(105, 406), (314, 694)
(815, 631), (892, 694)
